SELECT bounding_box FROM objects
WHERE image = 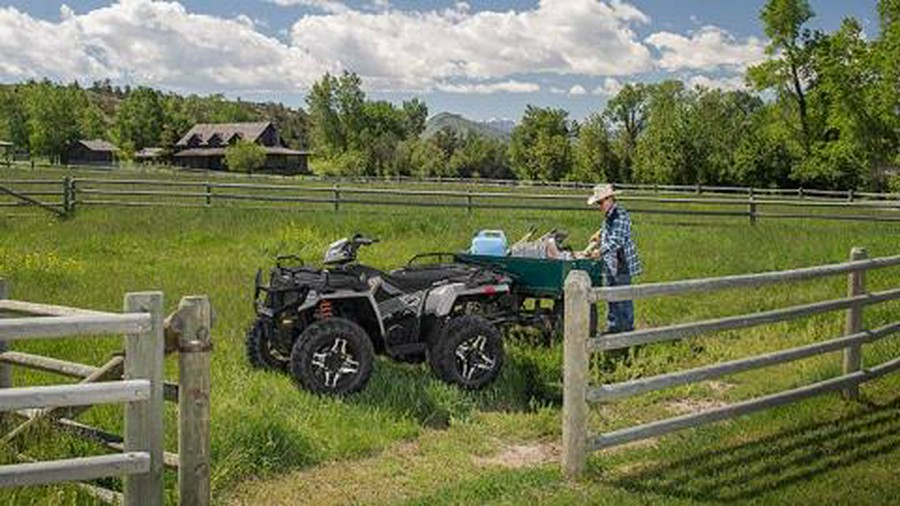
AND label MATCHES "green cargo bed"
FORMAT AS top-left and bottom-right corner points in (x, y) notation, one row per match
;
(456, 253), (604, 298)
